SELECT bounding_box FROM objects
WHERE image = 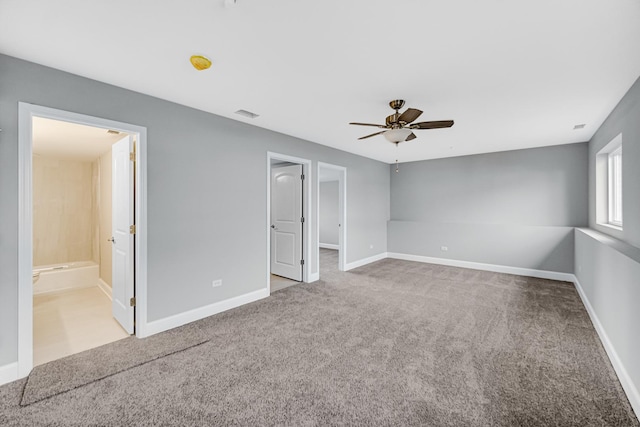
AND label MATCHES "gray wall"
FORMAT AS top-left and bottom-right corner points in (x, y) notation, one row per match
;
(574, 229), (640, 412)
(388, 143), (589, 272)
(319, 181), (339, 245)
(588, 75), (640, 248)
(0, 54), (390, 366)
(575, 75), (640, 413)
